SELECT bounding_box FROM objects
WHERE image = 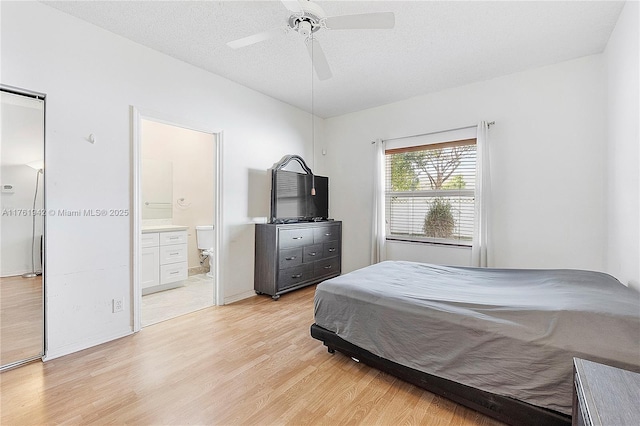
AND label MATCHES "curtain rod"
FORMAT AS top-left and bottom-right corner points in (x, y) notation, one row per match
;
(373, 121), (495, 144)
